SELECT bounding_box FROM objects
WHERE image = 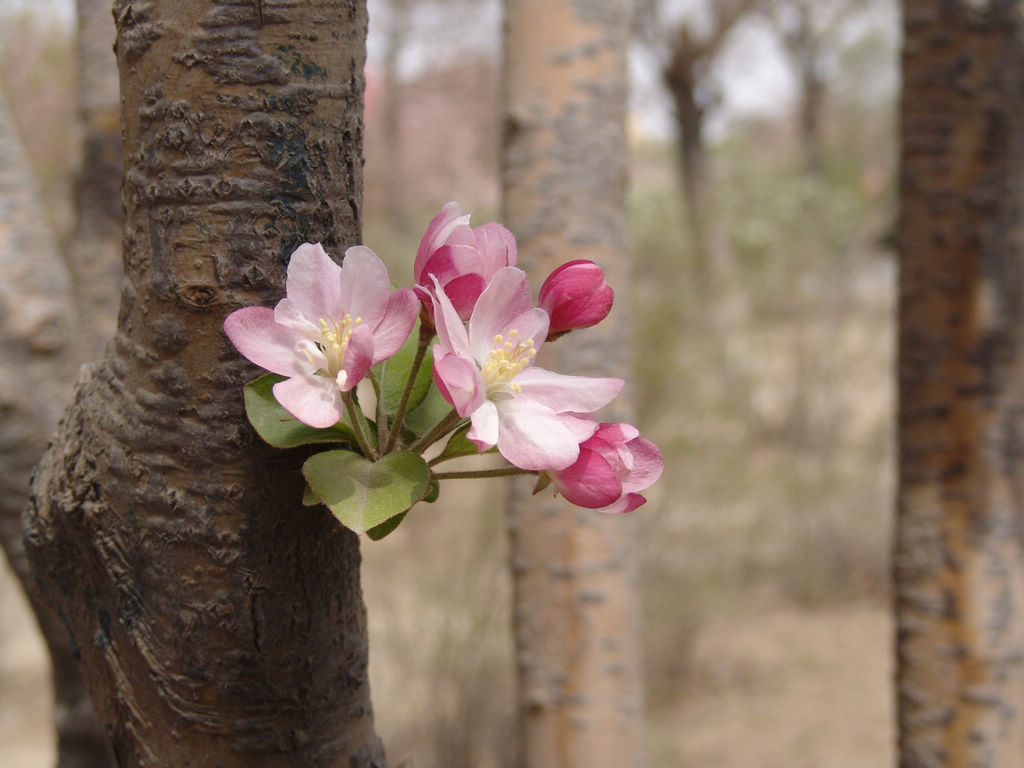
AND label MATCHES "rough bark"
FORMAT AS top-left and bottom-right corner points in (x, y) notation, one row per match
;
(502, 1), (646, 766)
(25, 2), (386, 766)
(895, 2), (1024, 766)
